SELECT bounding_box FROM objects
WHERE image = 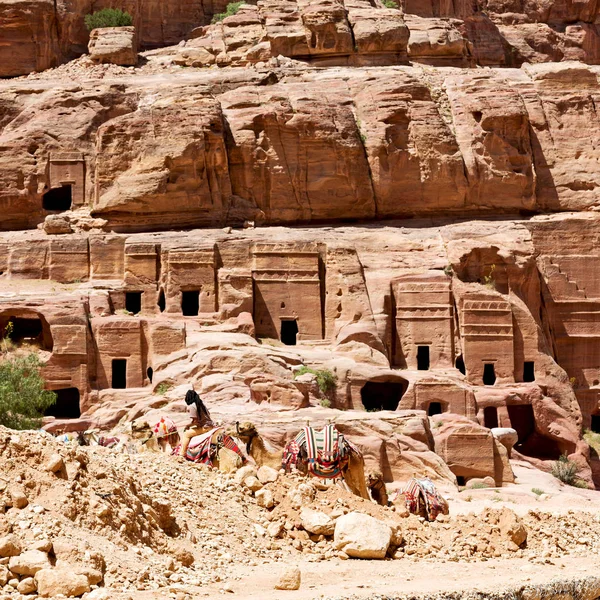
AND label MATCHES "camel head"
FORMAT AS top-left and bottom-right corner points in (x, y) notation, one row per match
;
(234, 421), (259, 455)
(130, 419), (153, 440)
(366, 470), (384, 488)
